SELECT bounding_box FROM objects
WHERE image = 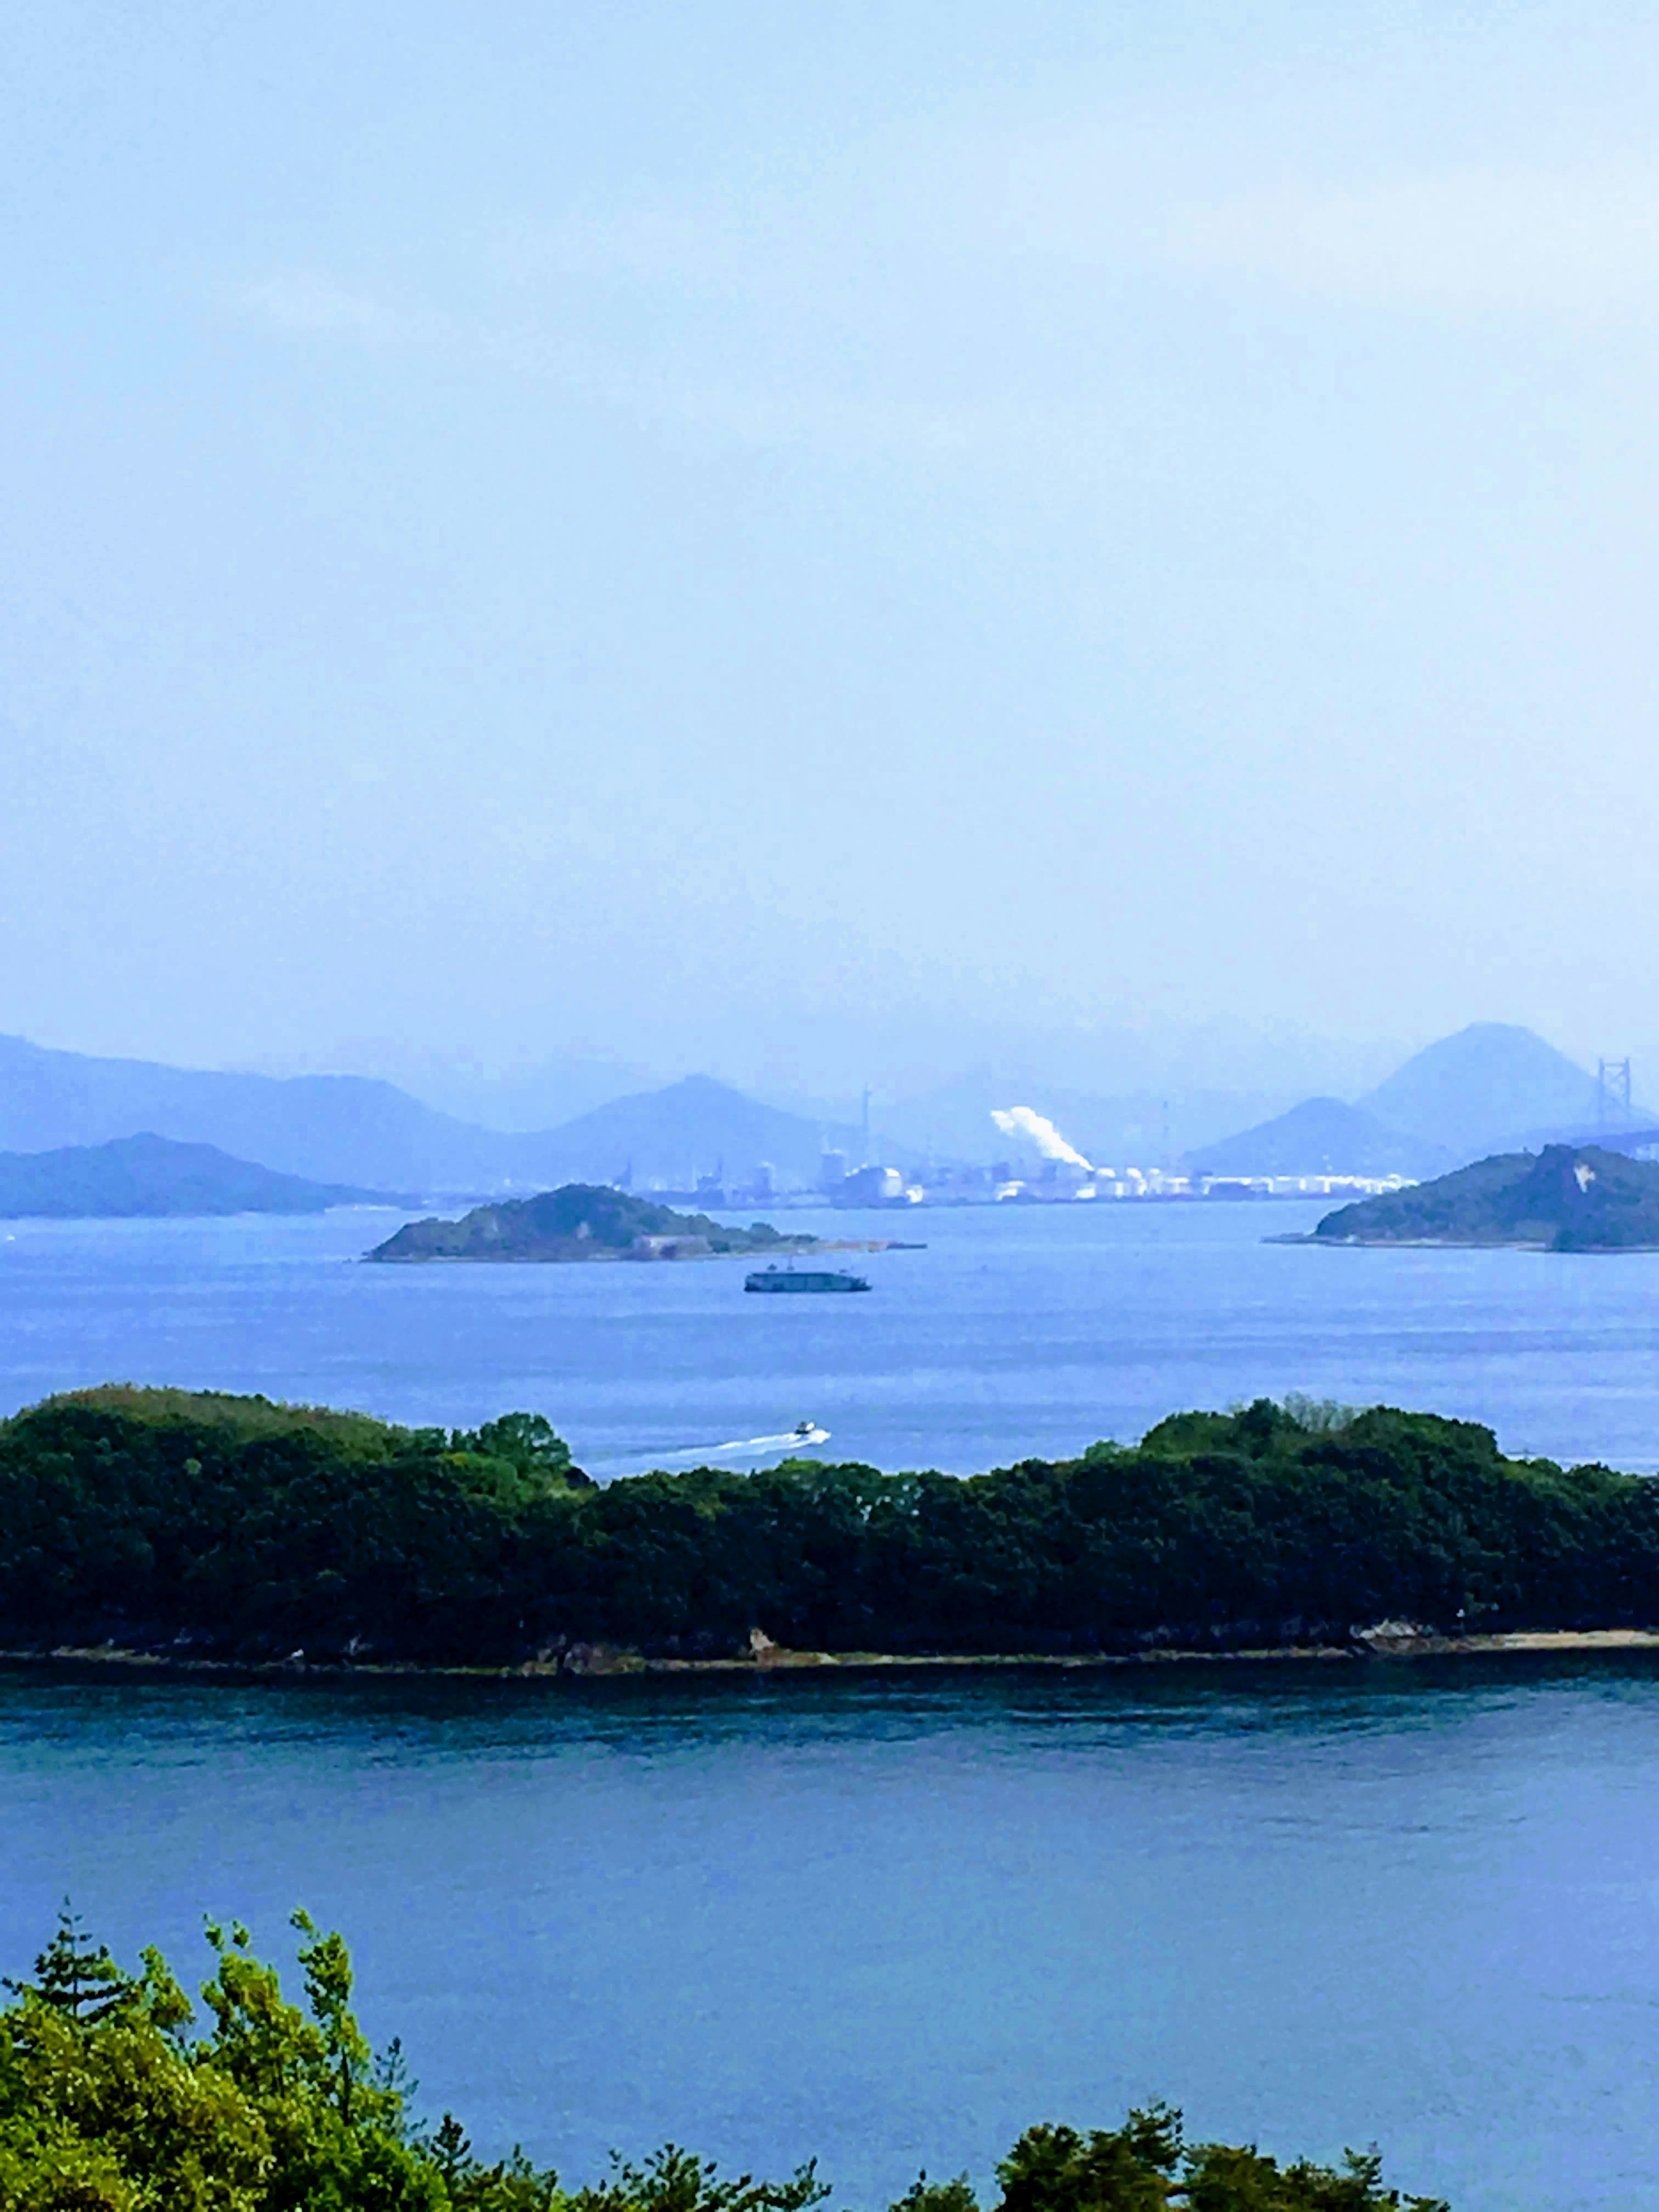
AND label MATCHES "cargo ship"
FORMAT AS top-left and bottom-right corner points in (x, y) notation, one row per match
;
(744, 1264), (871, 1294)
